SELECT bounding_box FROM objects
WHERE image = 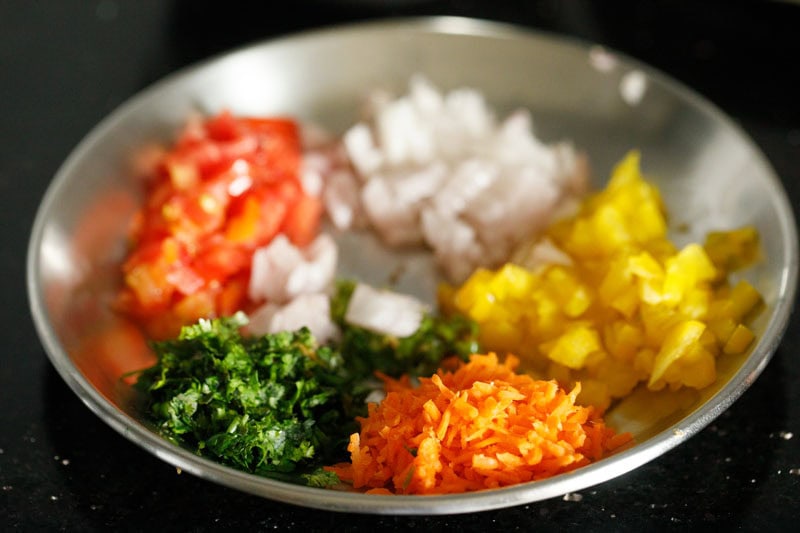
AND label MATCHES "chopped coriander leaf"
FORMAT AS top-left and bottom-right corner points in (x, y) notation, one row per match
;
(134, 313), (364, 486)
(303, 468), (343, 488)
